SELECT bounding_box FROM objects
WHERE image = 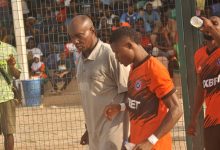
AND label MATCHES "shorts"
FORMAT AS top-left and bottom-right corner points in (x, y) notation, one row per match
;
(204, 125), (220, 150)
(0, 100), (16, 135)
